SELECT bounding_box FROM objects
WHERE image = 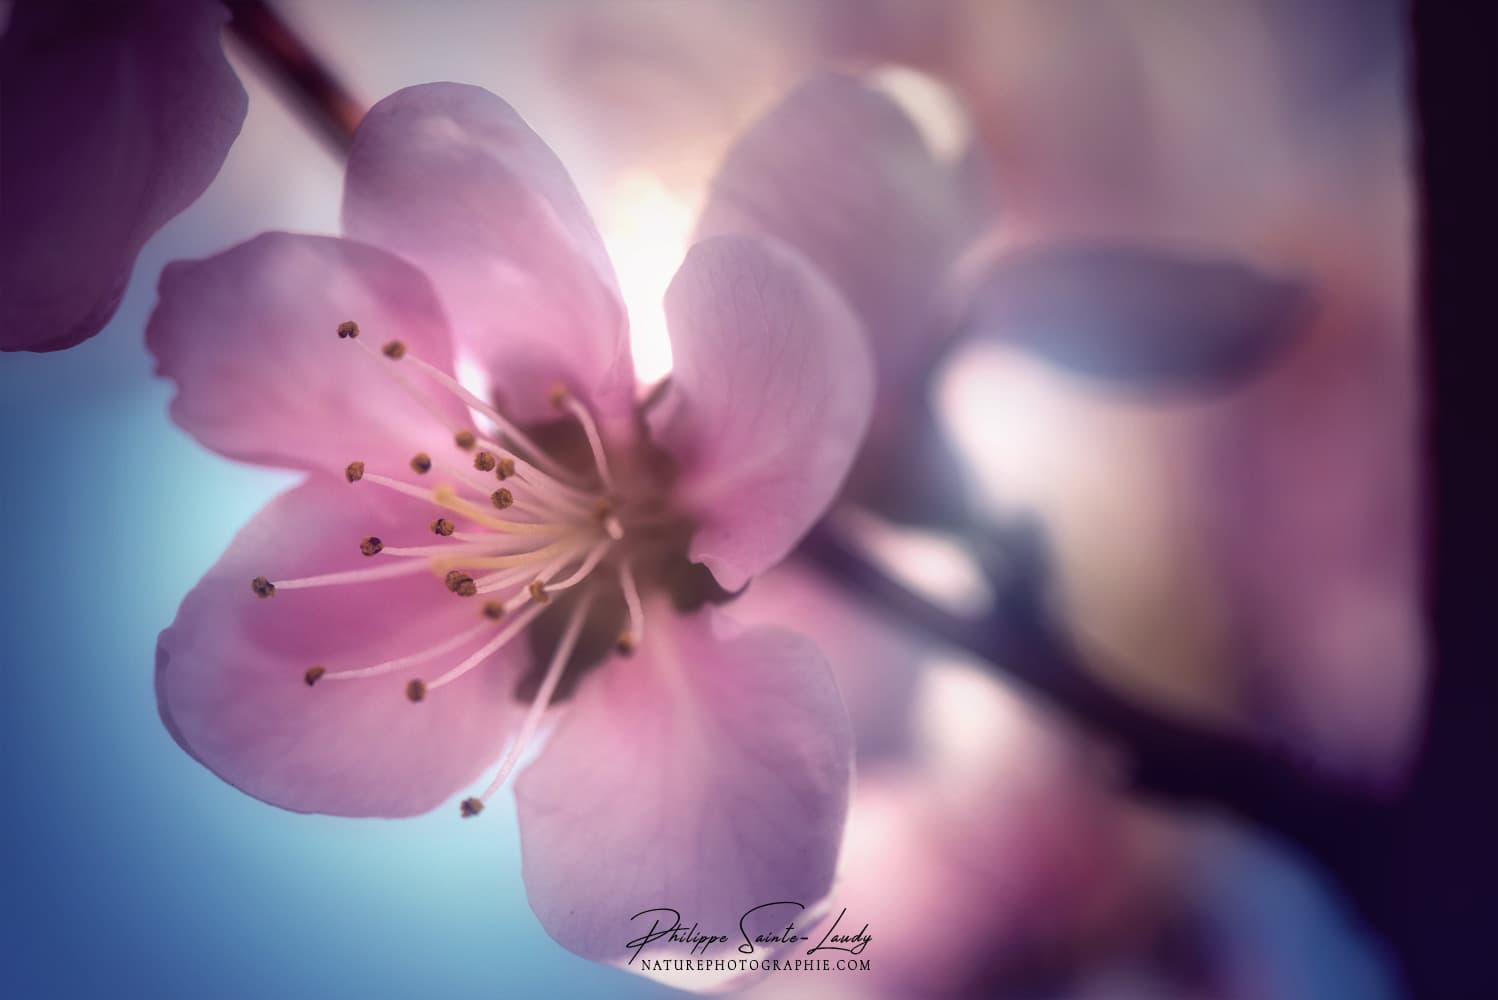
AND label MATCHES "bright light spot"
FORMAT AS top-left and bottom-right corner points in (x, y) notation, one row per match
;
(913, 656), (1037, 783)
(935, 340), (1098, 514)
(870, 65), (972, 163)
(832, 507), (993, 618)
(598, 171), (698, 385)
